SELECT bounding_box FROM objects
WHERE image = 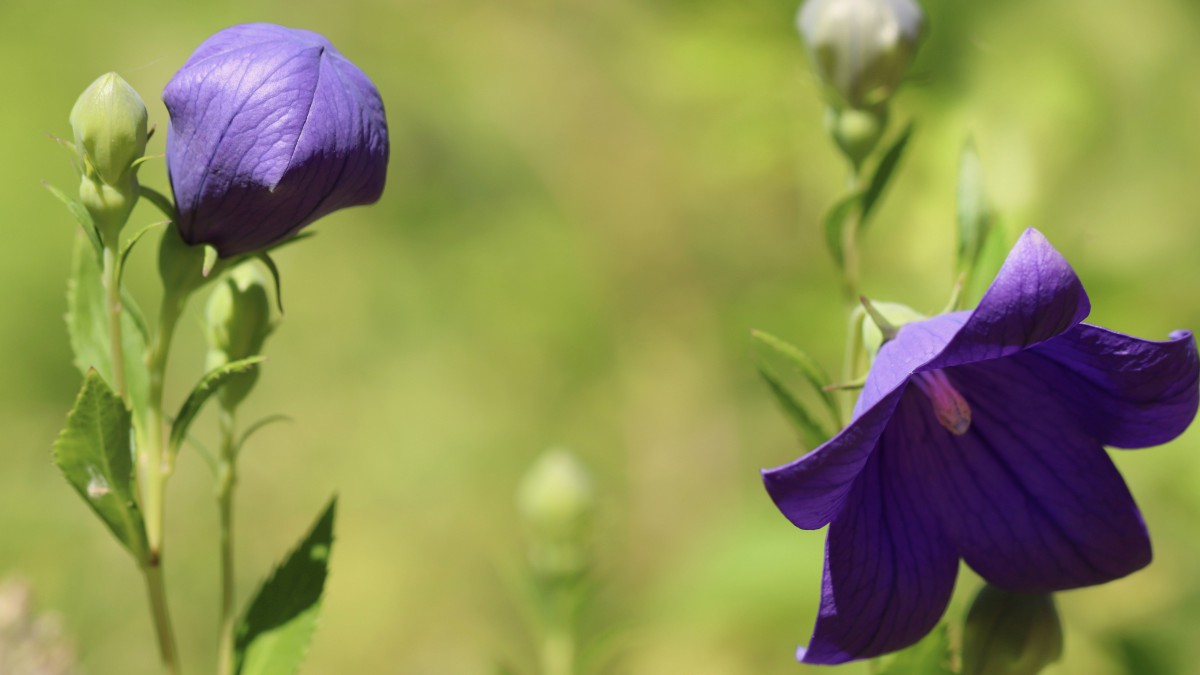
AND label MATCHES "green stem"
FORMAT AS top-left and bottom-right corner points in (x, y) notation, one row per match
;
(840, 170), (864, 304)
(216, 407), (238, 675)
(143, 564), (181, 675)
(102, 244), (127, 398)
(540, 626), (574, 675)
(136, 288), (187, 674)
